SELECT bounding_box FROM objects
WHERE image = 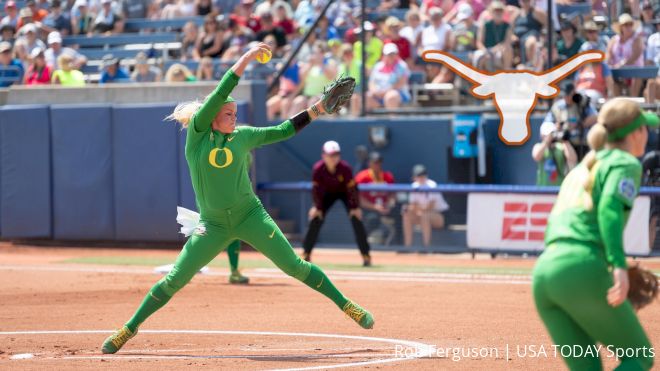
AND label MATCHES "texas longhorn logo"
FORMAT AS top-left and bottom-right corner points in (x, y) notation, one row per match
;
(422, 50), (605, 145)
